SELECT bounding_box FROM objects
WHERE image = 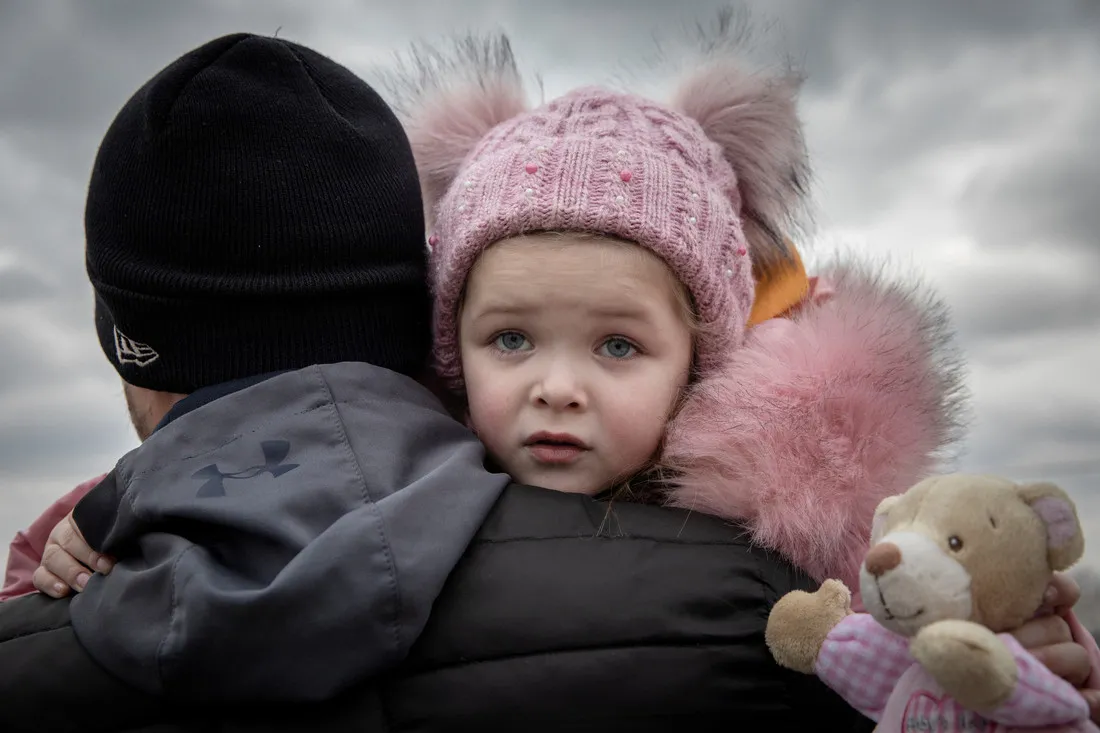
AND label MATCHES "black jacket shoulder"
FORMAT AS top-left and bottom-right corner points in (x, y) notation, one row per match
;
(380, 485), (873, 731)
